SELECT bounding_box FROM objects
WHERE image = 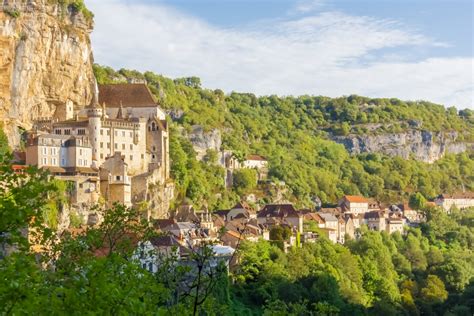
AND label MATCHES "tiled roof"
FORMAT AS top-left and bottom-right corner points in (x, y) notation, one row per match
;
(318, 213), (338, 222)
(225, 230), (244, 240)
(344, 195), (369, 203)
(153, 219), (176, 230)
(246, 154), (267, 161)
(232, 201), (252, 211)
(98, 84), (157, 108)
(258, 204), (300, 218)
(40, 166), (67, 173)
(440, 192), (474, 199)
(150, 235), (180, 247)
